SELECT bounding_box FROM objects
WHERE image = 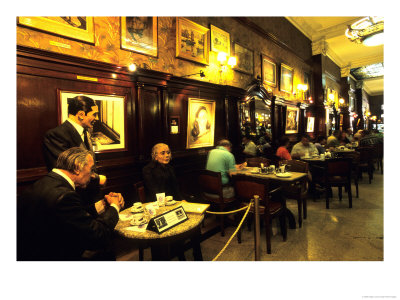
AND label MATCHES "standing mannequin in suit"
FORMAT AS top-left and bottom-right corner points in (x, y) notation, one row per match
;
(17, 147), (124, 260)
(43, 95), (106, 213)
